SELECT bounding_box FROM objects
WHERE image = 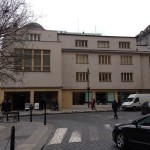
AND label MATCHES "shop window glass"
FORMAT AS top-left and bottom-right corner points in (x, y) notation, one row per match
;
(73, 92), (85, 105)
